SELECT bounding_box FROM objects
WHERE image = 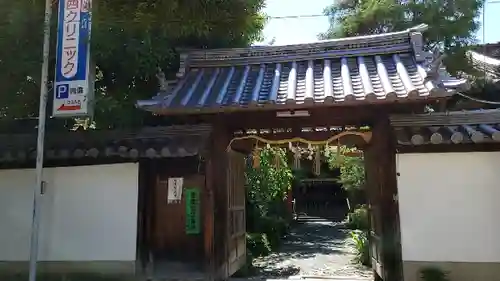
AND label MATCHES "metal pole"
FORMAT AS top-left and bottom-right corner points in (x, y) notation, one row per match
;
(28, 0), (53, 280)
